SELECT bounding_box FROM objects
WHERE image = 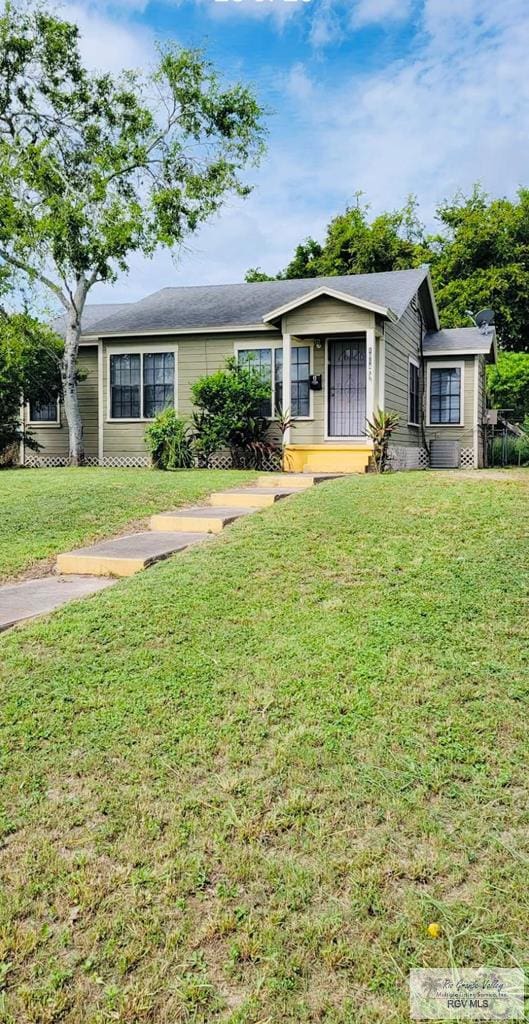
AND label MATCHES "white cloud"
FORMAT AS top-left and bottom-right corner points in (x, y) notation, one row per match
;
(62, 2), (155, 72)
(193, 0), (306, 31)
(352, 0), (413, 28)
(284, 62), (315, 101)
(309, 0), (344, 47)
(67, 0), (529, 303)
